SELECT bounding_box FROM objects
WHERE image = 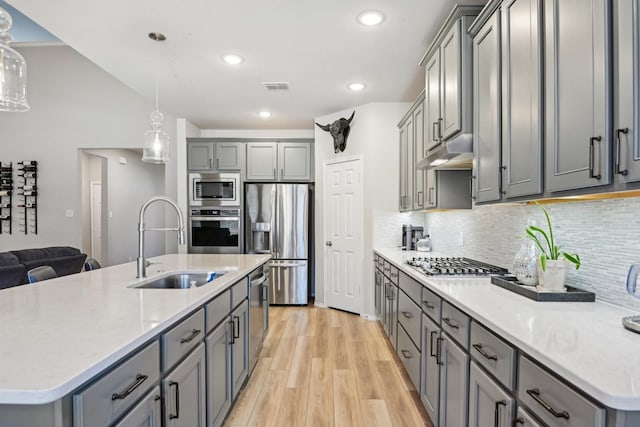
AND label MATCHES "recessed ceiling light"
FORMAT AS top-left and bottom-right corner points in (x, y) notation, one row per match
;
(258, 111), (271, 118)
(222, 54), (244, 65)
(348, 82), (366, 92)
(358, 11), (385, 26)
